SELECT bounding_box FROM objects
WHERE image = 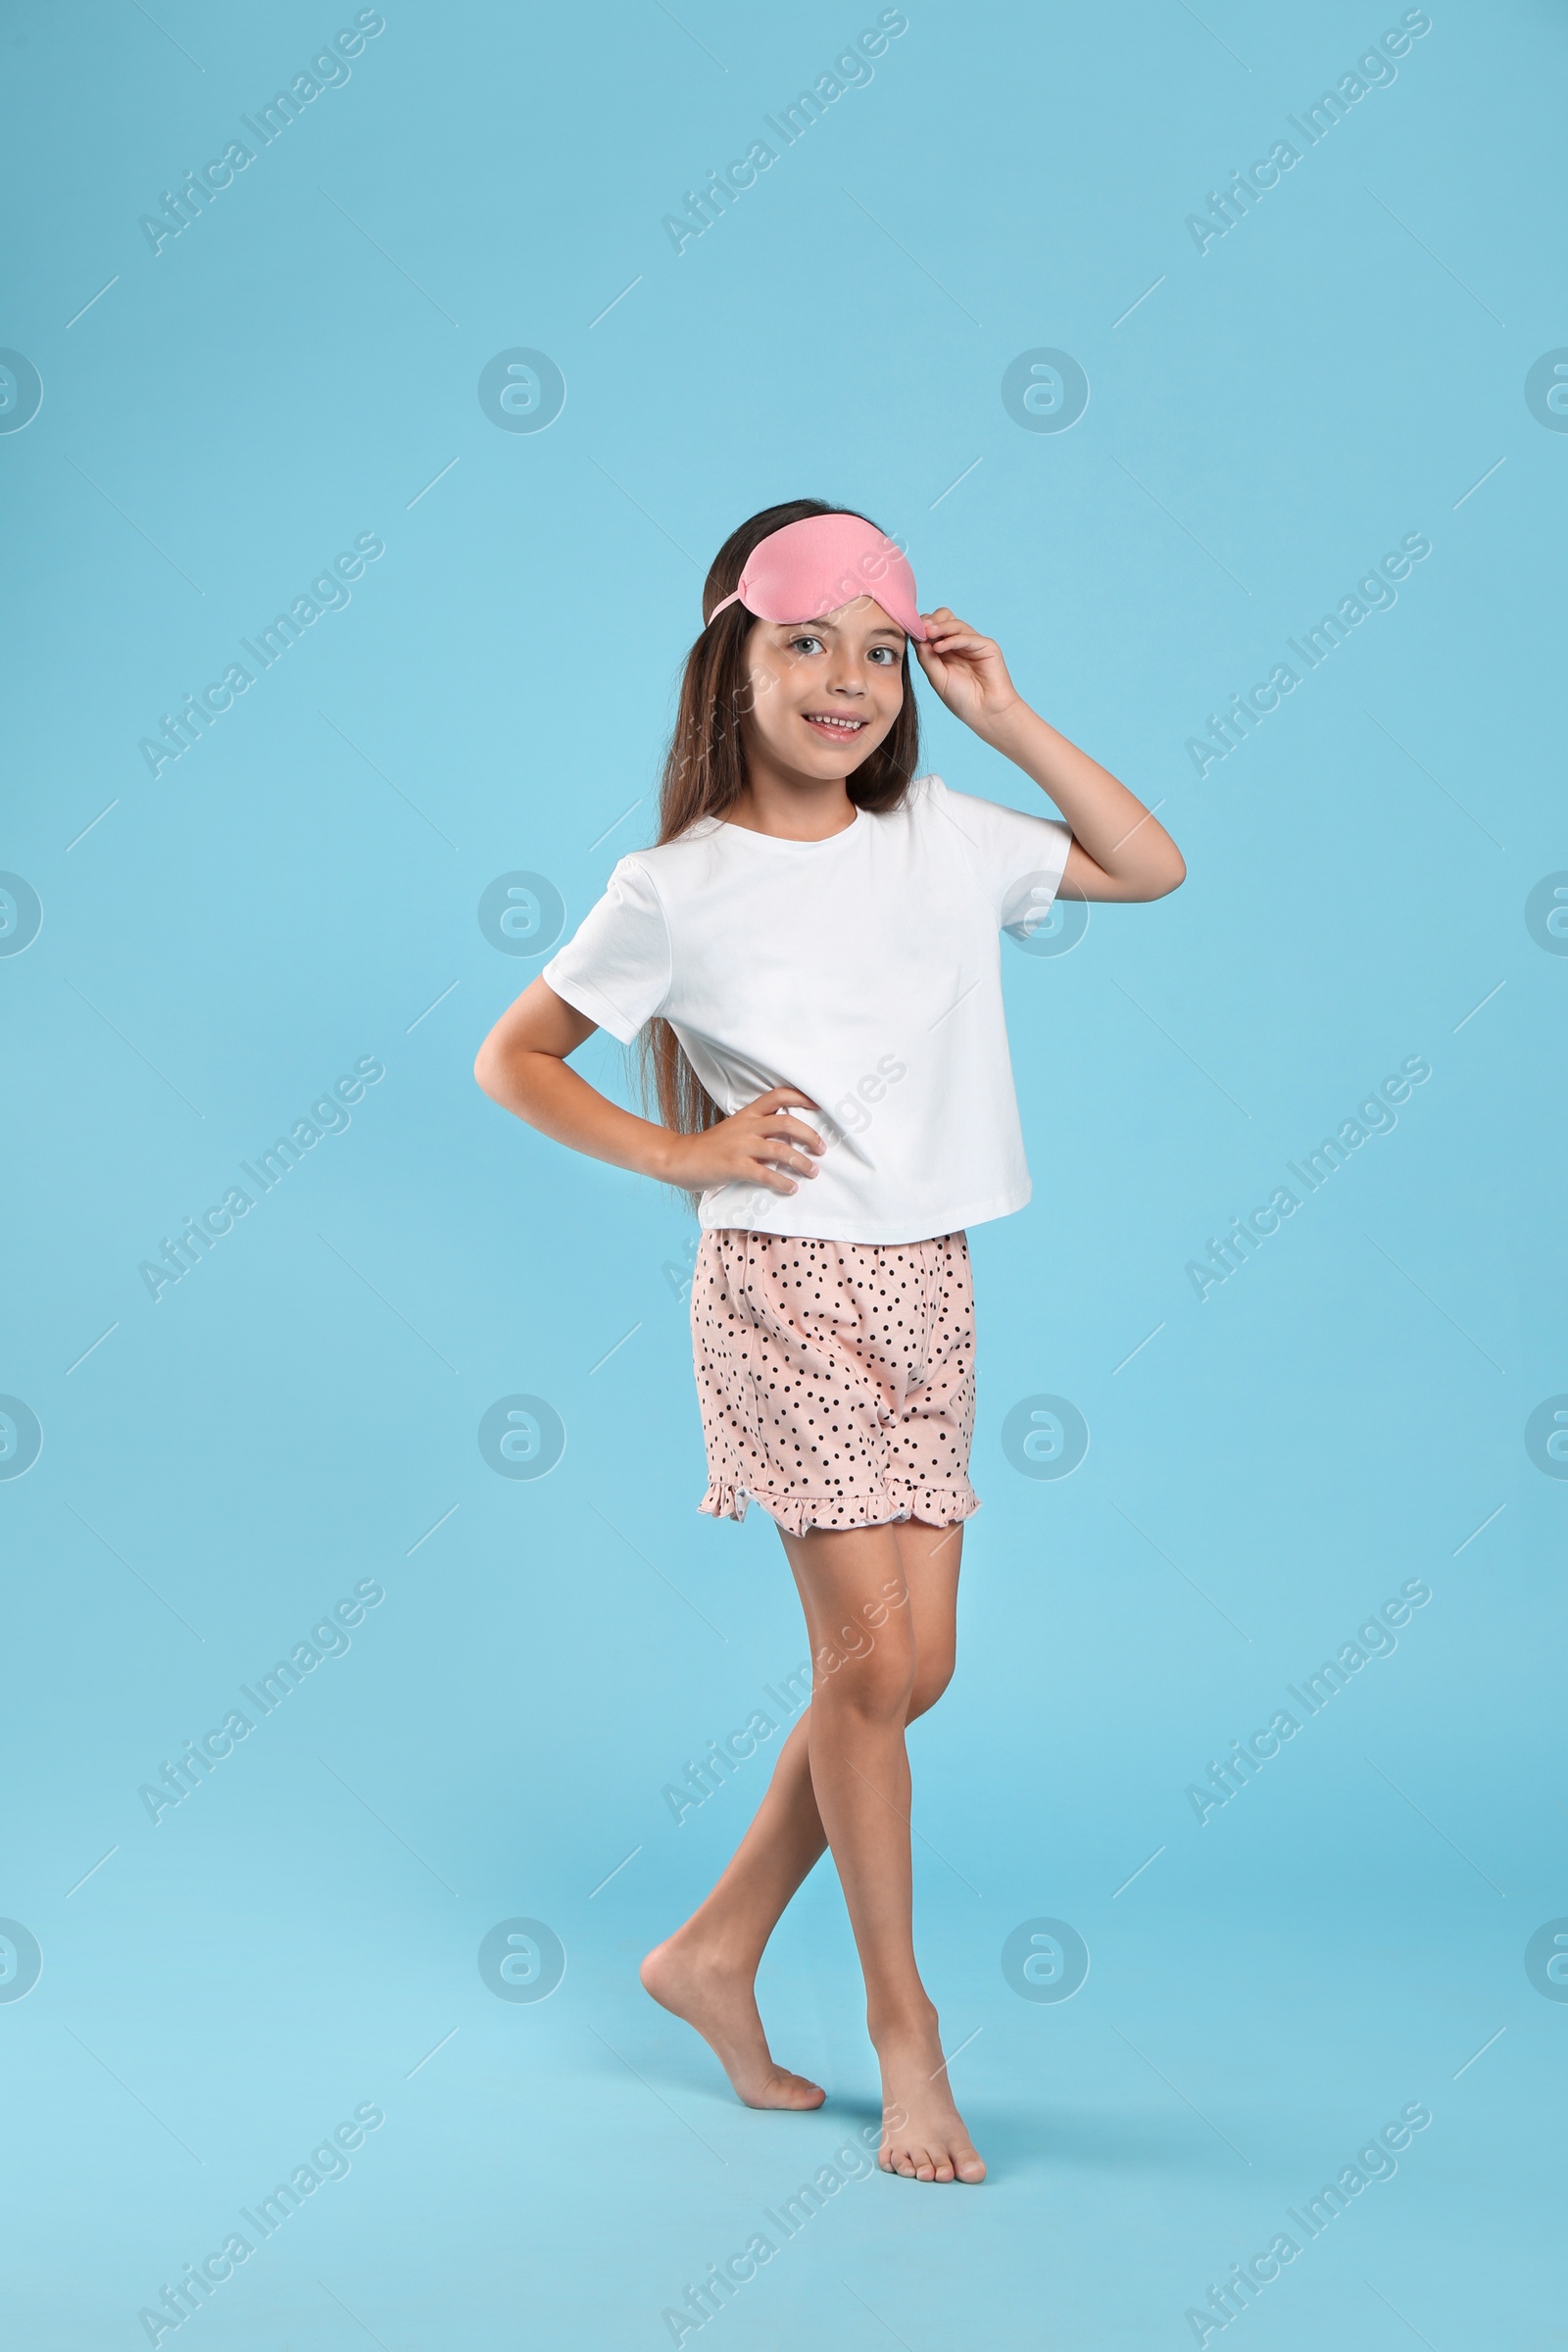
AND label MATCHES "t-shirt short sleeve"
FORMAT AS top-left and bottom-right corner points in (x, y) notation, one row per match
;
(928, 777), (1074, 935)
(540, 856), (672, 1044)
